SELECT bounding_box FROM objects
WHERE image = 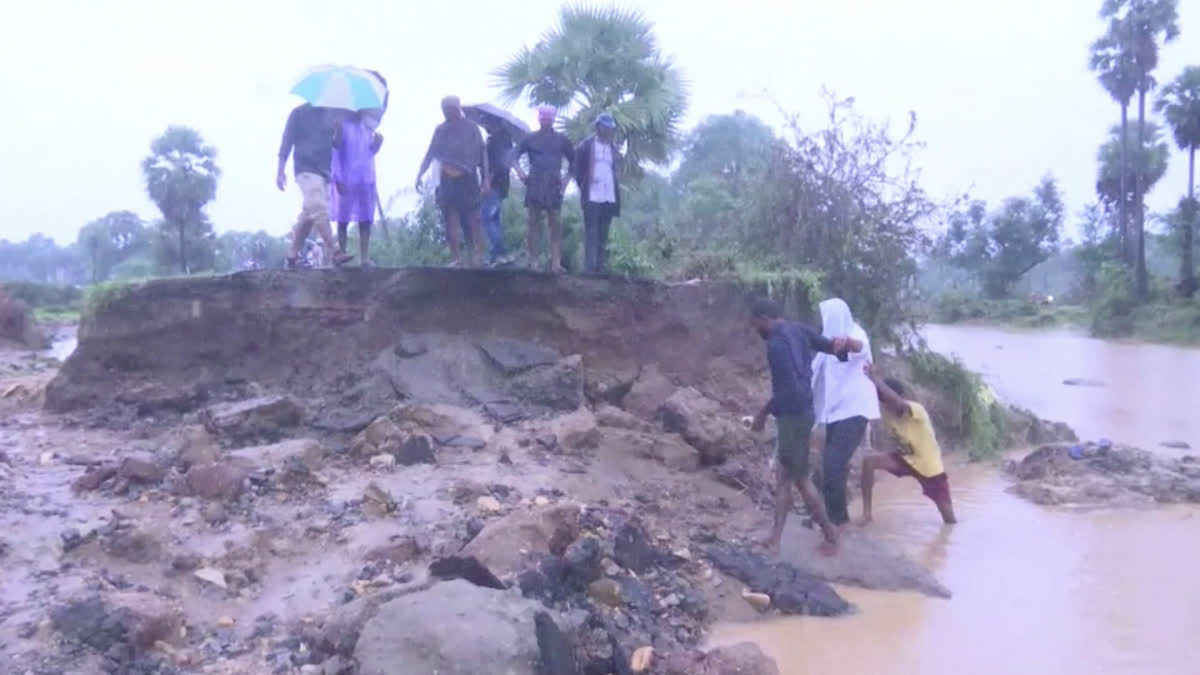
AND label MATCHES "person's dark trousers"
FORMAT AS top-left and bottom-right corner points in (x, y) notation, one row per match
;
(822, 415), (869, 525)
(481, 190), (506, 263)
(583, 200), (616, 274)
